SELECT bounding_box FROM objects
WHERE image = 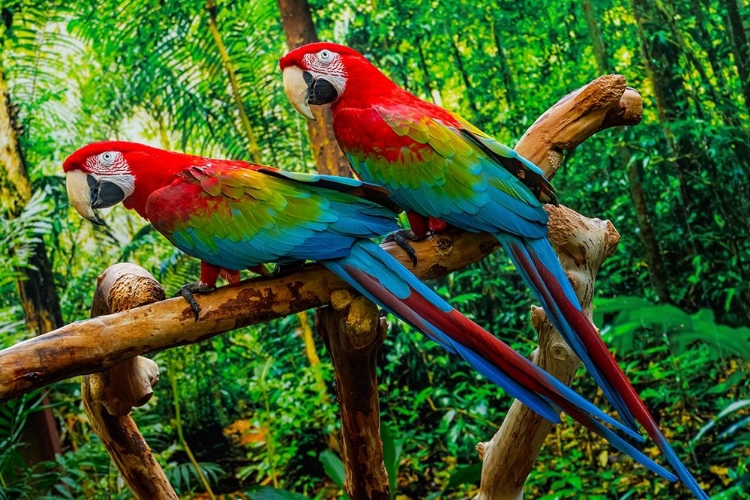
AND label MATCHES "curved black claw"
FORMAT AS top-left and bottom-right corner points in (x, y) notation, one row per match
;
(384, 229), (420, 267)
(173, 282), (215, 321)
